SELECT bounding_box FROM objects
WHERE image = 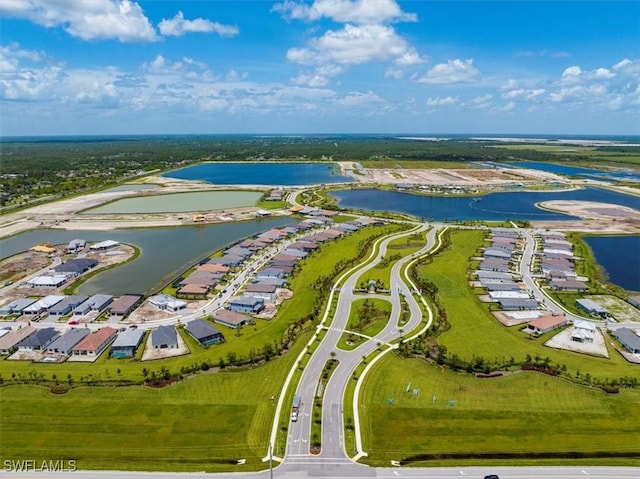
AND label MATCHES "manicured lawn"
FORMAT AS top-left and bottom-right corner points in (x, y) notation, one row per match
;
(359, 354), (640, 466)
(0, 334), (309, 472)
(338, 298), (393, 350)
(356, 235), (424, 291)
(416, 229), (640, 382)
